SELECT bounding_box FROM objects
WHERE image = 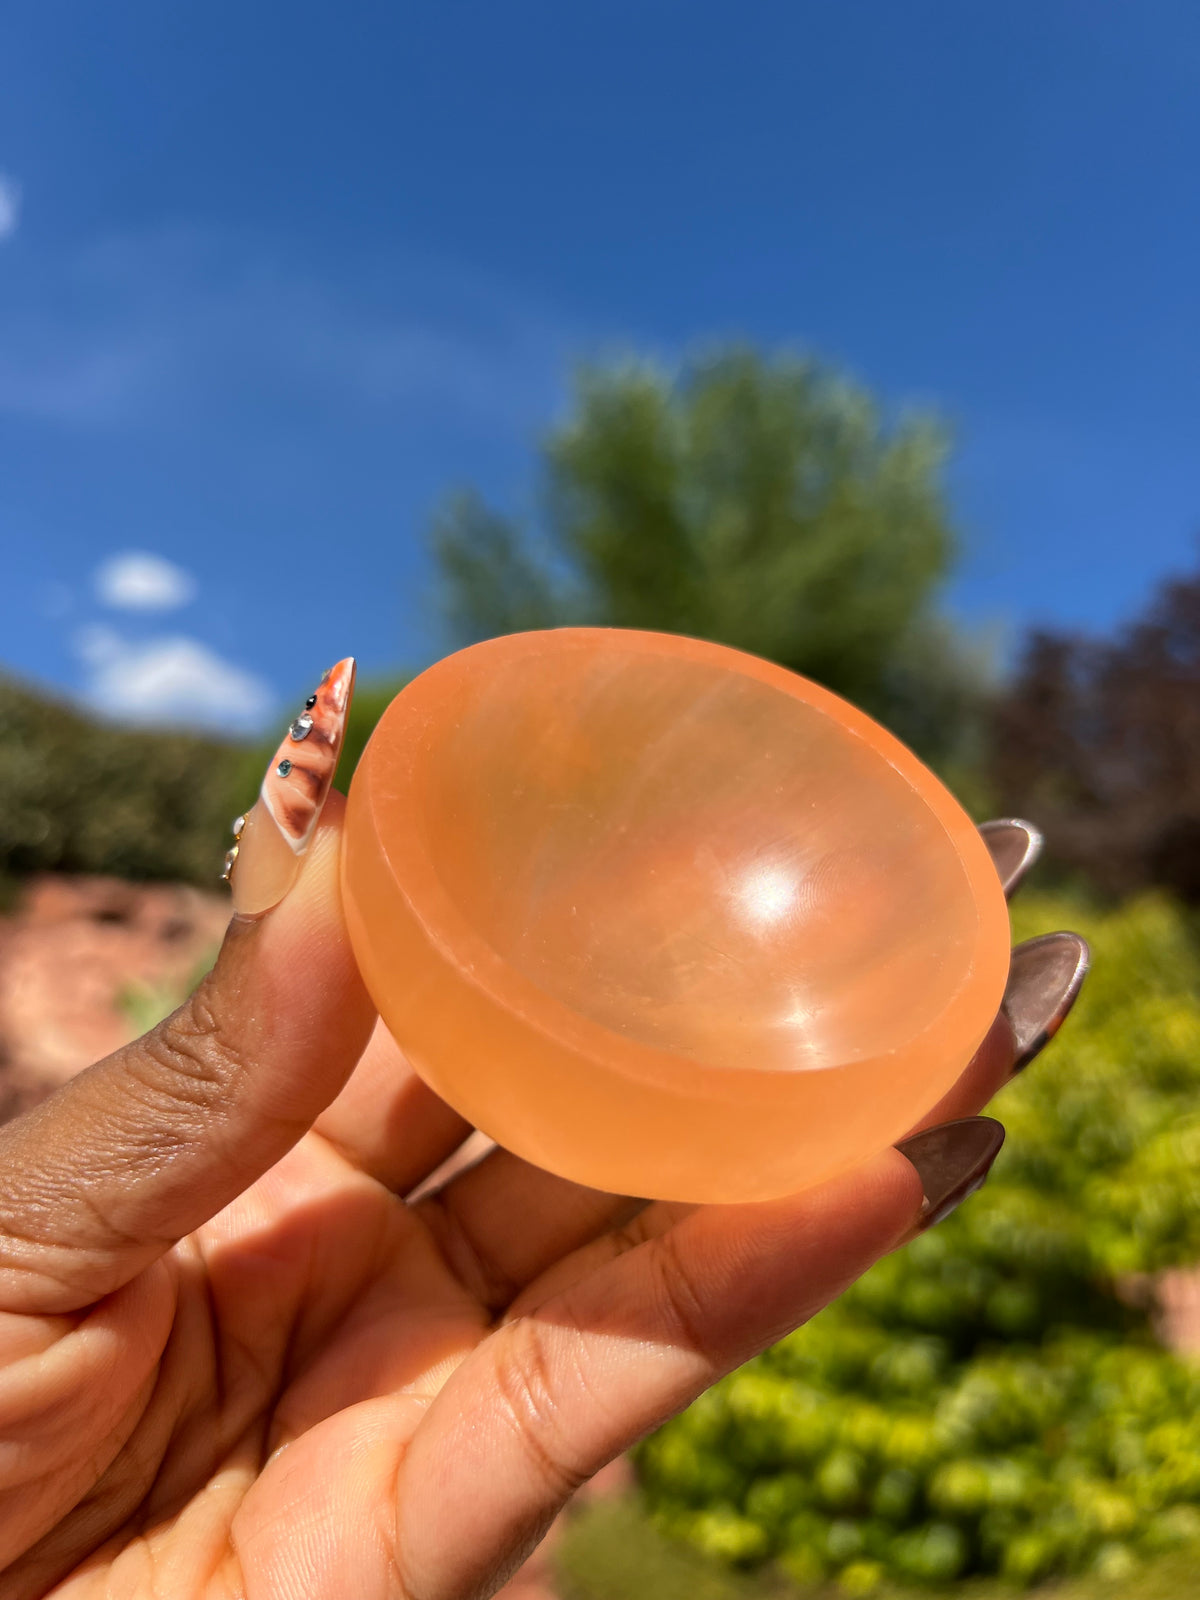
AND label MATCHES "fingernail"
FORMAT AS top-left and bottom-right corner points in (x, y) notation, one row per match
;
(223, 657), (356, 917)
(978, 818), (1043, 898)
(1003, 931), (1090, 1073)
(896, 1116), (1005, 1232)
